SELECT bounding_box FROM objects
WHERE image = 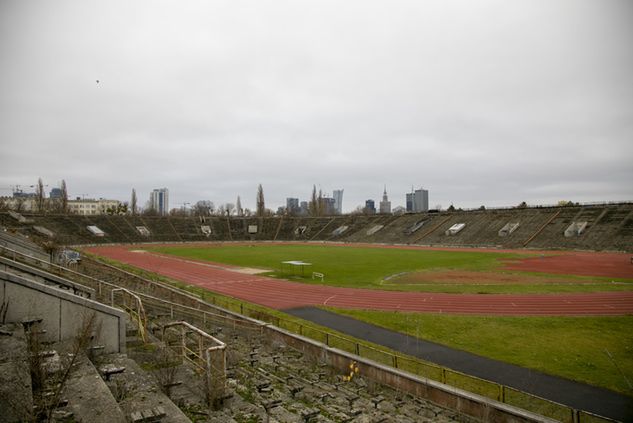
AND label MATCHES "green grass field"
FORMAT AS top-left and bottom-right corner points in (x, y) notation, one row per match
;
(149, 243), (633, 294)
(327, 308), (633, 396)
(152, 243), (514, 284)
